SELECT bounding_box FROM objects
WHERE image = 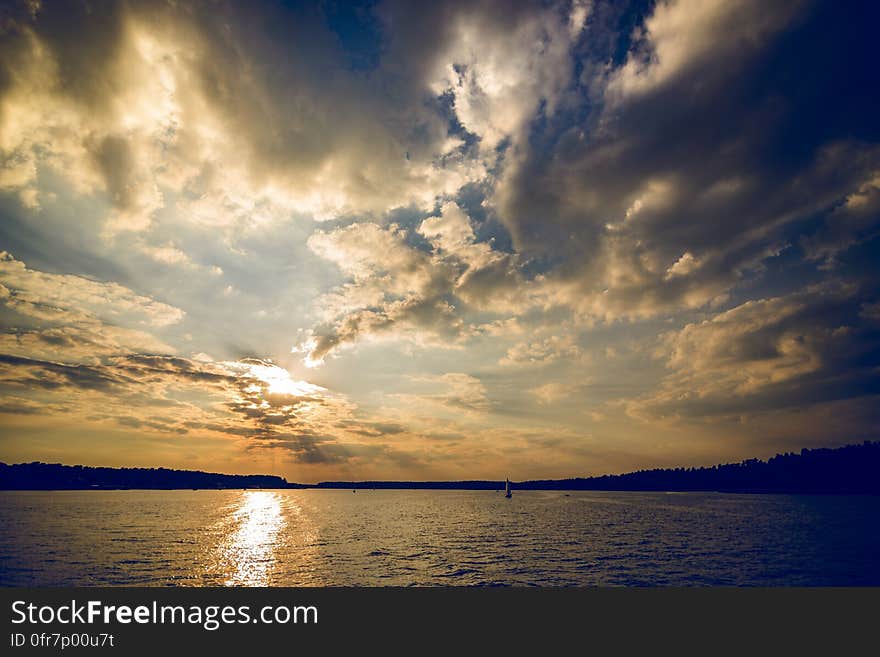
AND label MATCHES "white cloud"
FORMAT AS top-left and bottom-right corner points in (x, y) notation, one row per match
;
(629, 283), (878, 420)
(665, 252), (702, 279)
(0, 252), (183, 362)
(299, 201), (540, 364)
(501, 334), (585, 367)
(607, 0), (801, 101)
(427, 3), (582, 152)
(0, 2), (489, 239)
(0, 252), (184, 327)
(530, 381), (580, 405)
